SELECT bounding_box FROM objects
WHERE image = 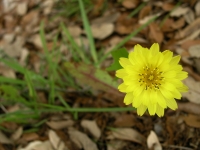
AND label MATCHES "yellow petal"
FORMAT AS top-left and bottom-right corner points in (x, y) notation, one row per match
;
(150, 43), (159, 56)
(170, 55), (180, 65)
(160, 86), (174, 100)
(176, 71), (188, 80)
(177, 84), (188, 92)
(124, 92), (134, 105)
(162, 50), (173, 63)
(170, 88), (181, 99)
(118, 83), (128, 93)
(163, 71), (176, 78)
(157, 91), (167, 108)
(166, 98), (178, 110)
(148, 103), (157, 115)
(150, 91), (158, 103)
(163, 82), (176, 91)
(156, 104), (164, 117)
(119, 58), (132, 68)
(137, 104), (147, 116)
(116, 69), (127, 78)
